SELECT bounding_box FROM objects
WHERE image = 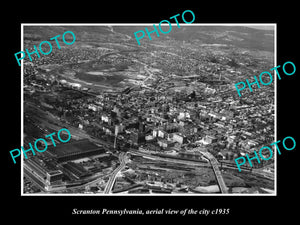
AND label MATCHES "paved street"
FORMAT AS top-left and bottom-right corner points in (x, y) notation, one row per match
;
(104, 152), (127, 194)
